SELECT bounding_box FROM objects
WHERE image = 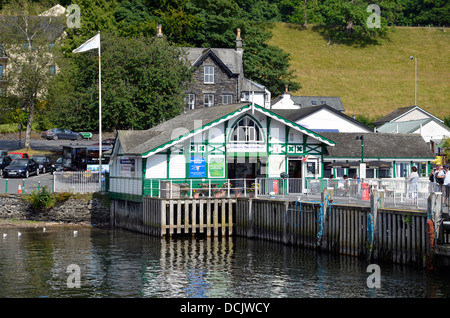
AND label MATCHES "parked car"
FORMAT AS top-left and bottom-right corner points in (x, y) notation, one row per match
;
(3, 158), (39, 178)
(41, 128), (83, 141)
(0, 156), (12, 176)
(32, 156), (53, 173)
(8, 152), (30, 159)
(51, 157), (63, 174)
(0, 150), (8, 156)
